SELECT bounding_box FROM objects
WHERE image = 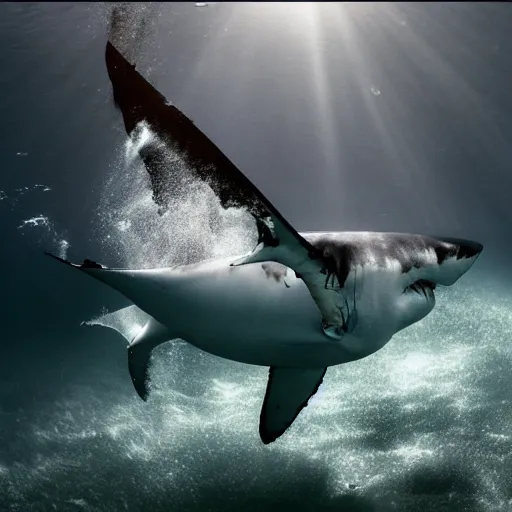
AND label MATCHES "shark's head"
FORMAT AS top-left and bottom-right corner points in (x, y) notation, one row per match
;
(233, 231), (483, 351)
(300, 233), (482, 340)
(393, 235), (483, 332)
